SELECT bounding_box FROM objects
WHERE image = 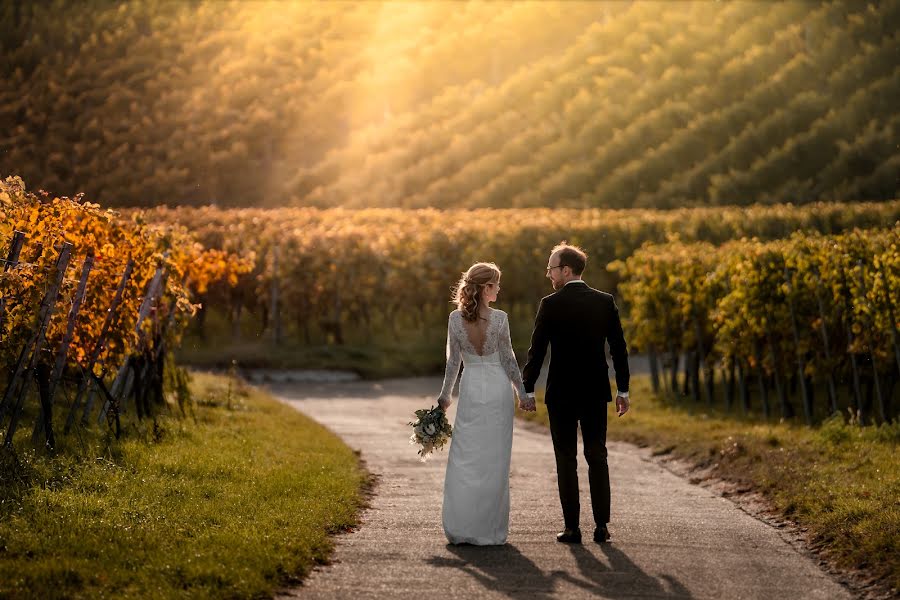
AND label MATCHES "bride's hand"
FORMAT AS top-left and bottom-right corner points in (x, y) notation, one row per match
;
(518, 397), (536, 412)
(437, 397), (450, 411)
